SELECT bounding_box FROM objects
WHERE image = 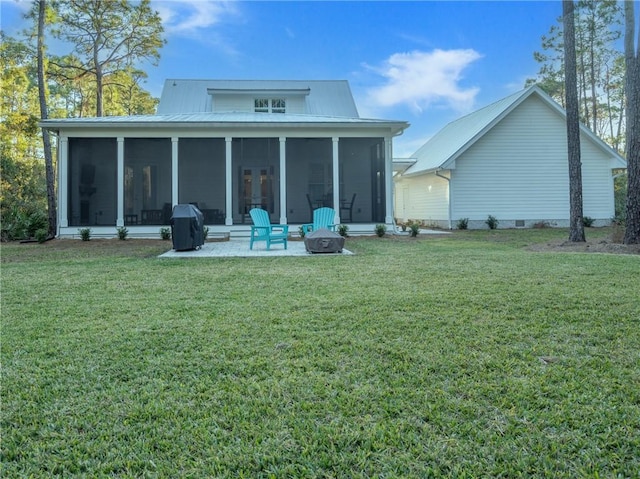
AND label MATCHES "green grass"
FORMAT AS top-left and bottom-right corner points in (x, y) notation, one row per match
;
(2, 229), (639, 478)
